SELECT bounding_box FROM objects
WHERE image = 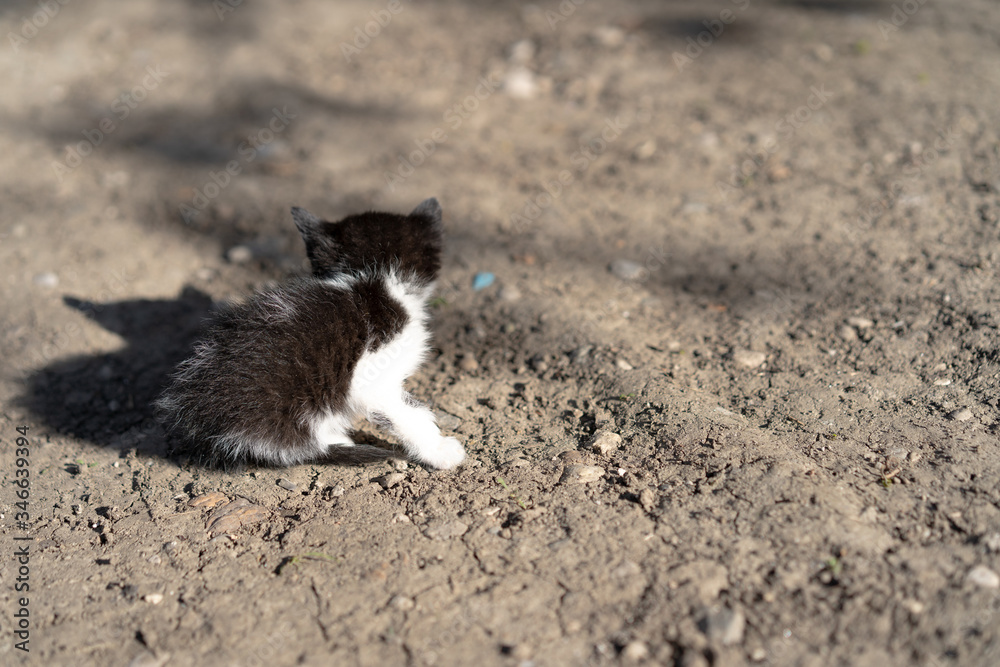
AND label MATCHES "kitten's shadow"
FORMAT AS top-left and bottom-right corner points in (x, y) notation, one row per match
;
(18, 287), (400, 468)
(18, 287), (213, 460)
